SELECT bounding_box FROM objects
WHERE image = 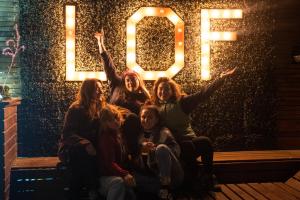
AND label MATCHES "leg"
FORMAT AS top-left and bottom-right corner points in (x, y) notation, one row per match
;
(192, 136), (213, 174)
(192, 136), (220, 191)
(68, 145), (98, 200)
(179, 140), (198, 180)
(155, 144), (184, 188)
(132, 171), (160, 195)
(99, 176), (126, 200)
